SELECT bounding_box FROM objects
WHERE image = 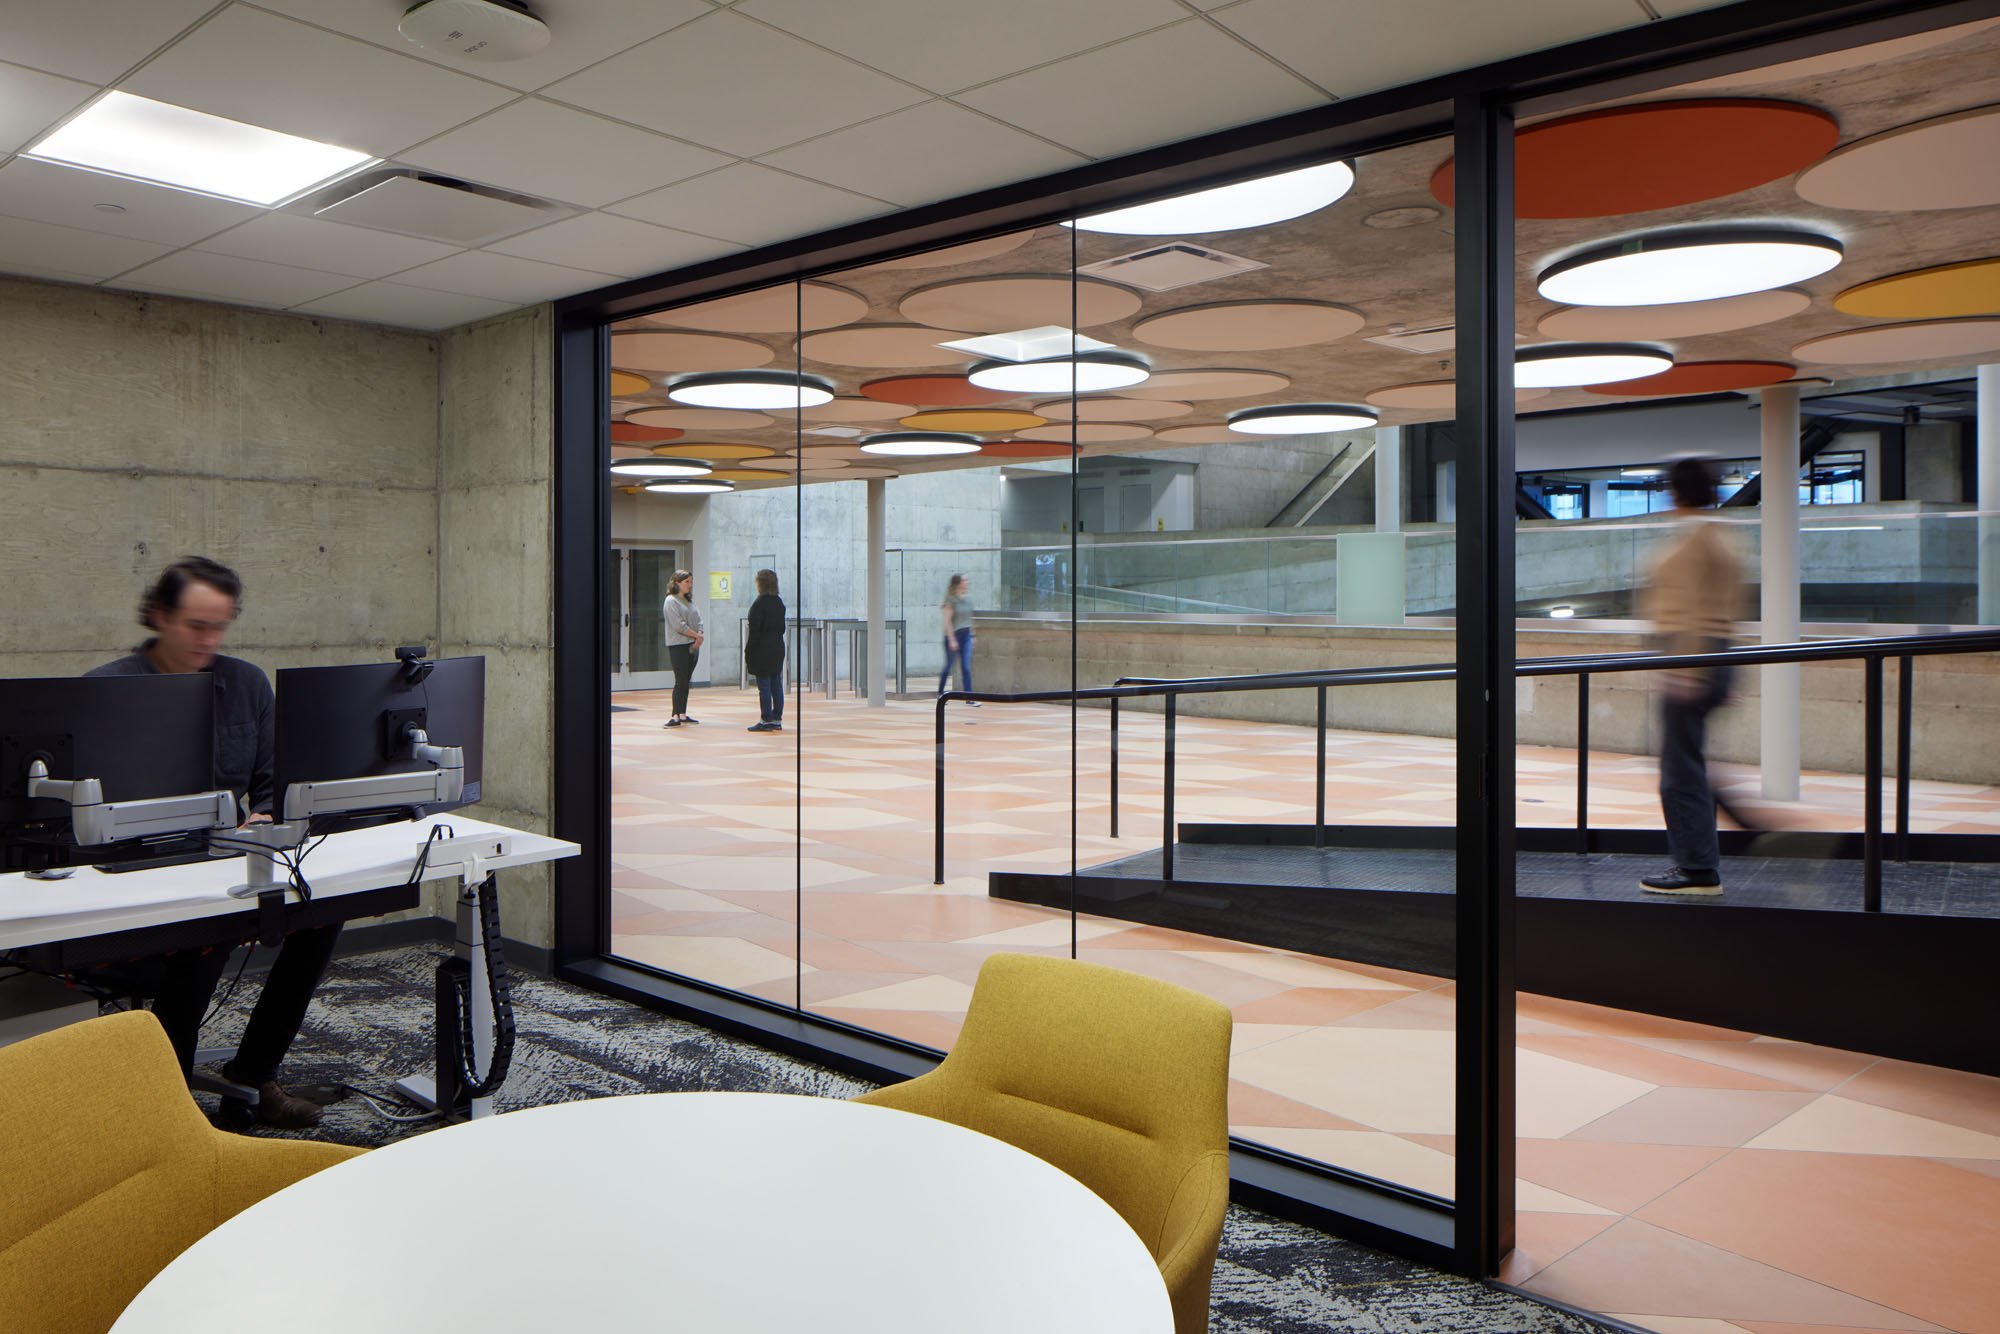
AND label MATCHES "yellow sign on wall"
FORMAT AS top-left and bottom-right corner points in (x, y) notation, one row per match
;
(708, 572), (732, 601)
